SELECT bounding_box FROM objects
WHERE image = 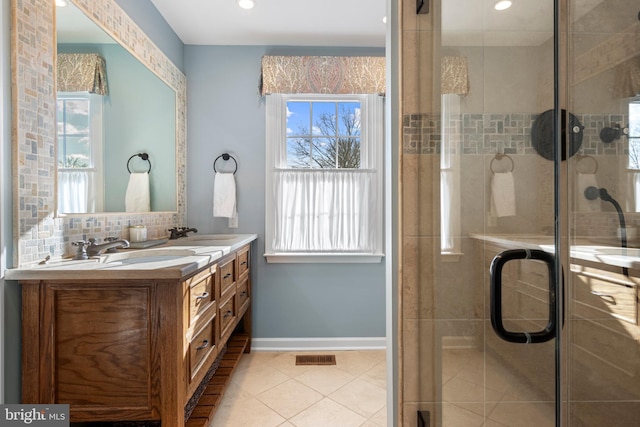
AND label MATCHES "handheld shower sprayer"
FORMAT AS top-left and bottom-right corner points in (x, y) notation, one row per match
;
(584, 186), (627, 247)
(584, 186), (629, 276)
